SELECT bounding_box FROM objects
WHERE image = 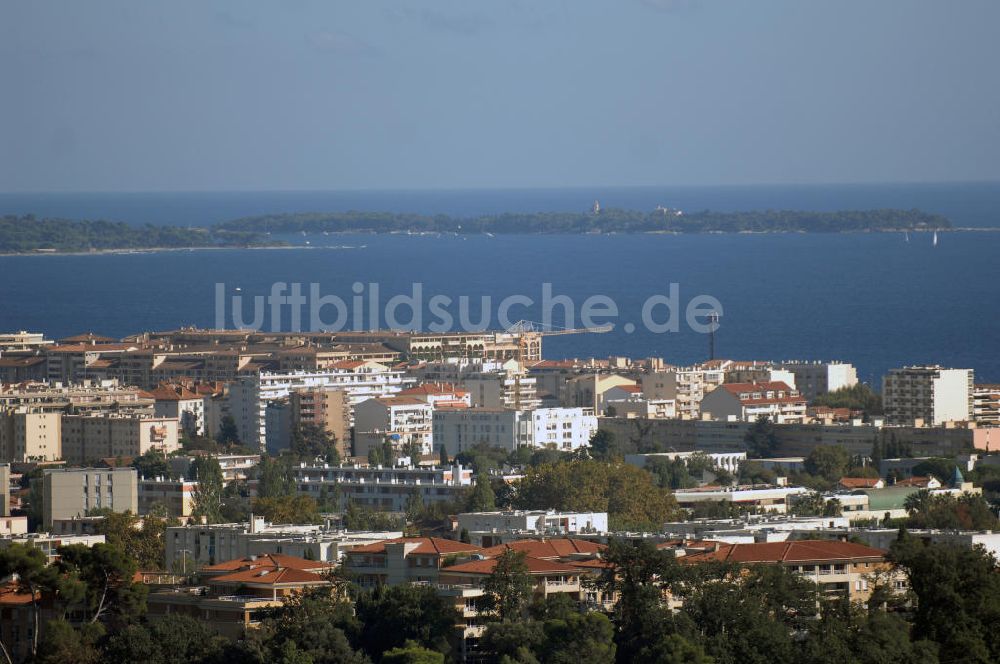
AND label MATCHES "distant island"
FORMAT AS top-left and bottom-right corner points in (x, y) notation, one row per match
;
(1, 207), (952, 254)
(0, 215), (278, 254)
(218, 207), (951, 235)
